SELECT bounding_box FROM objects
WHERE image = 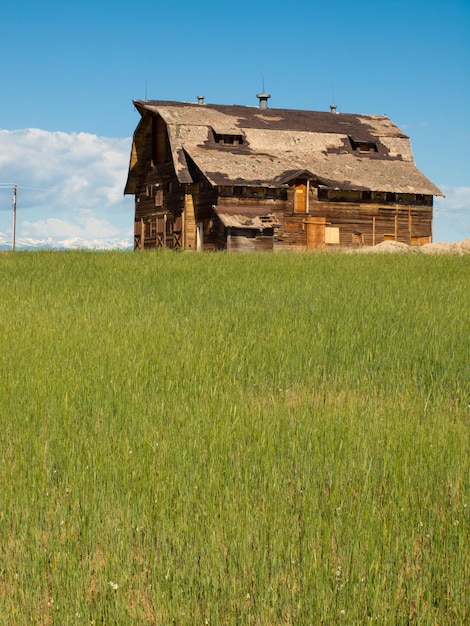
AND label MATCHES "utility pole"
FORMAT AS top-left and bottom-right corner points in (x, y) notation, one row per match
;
(0, 183), (18, 250)
(12, 185), (17, 251)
